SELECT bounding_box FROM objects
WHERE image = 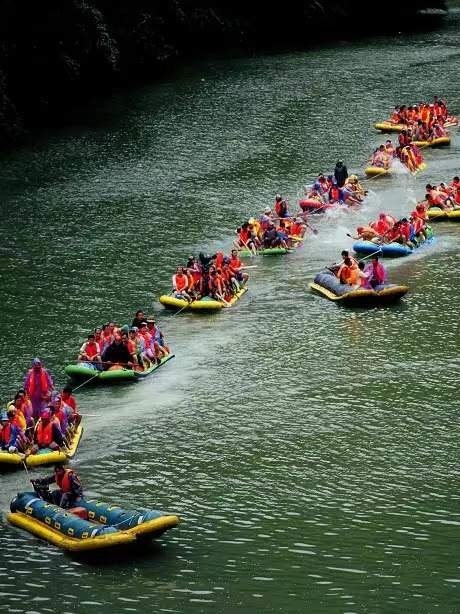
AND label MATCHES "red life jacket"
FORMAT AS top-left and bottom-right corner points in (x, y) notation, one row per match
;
(0, 424), (11, 444)
(174, 274), (188, 292)
(274, 200), (287, 217)
(36, 421), (53, 446)
(84, 342), (99, 358)
(229, 256), (242, 269)
(55, 469), (77, 493)
(239, 229), (250, 242)
(215, 252), (224, 269)
(400, 223), (411, 239)
(27, 369), (49, 396)
(330, 187), (340, 201)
